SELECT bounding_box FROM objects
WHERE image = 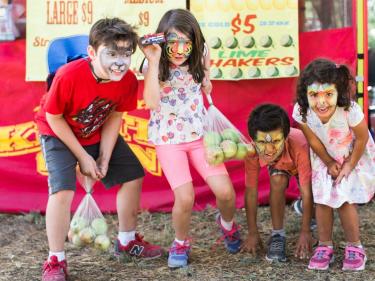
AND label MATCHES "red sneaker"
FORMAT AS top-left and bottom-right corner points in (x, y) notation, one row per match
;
(42, 255), (68, 281)
(114, 233), (162, 259)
